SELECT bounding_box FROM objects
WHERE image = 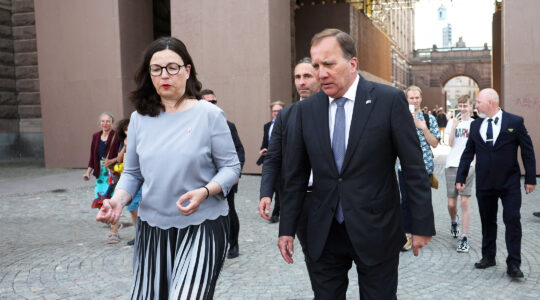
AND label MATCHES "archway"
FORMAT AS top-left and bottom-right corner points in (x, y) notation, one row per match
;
(443, 75), (479, 112)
